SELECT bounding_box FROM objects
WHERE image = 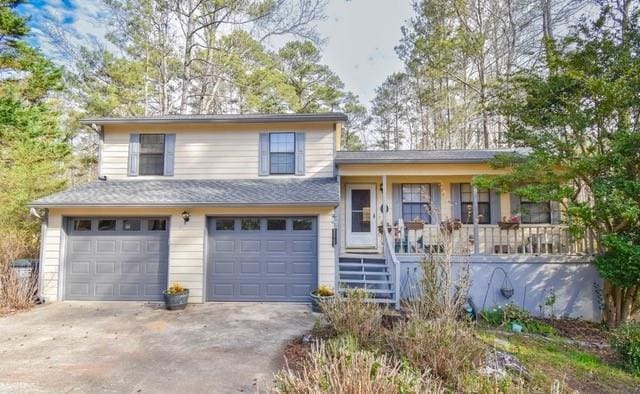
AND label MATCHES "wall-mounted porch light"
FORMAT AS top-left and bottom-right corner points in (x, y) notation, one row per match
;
(181, 211), (190, 224)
